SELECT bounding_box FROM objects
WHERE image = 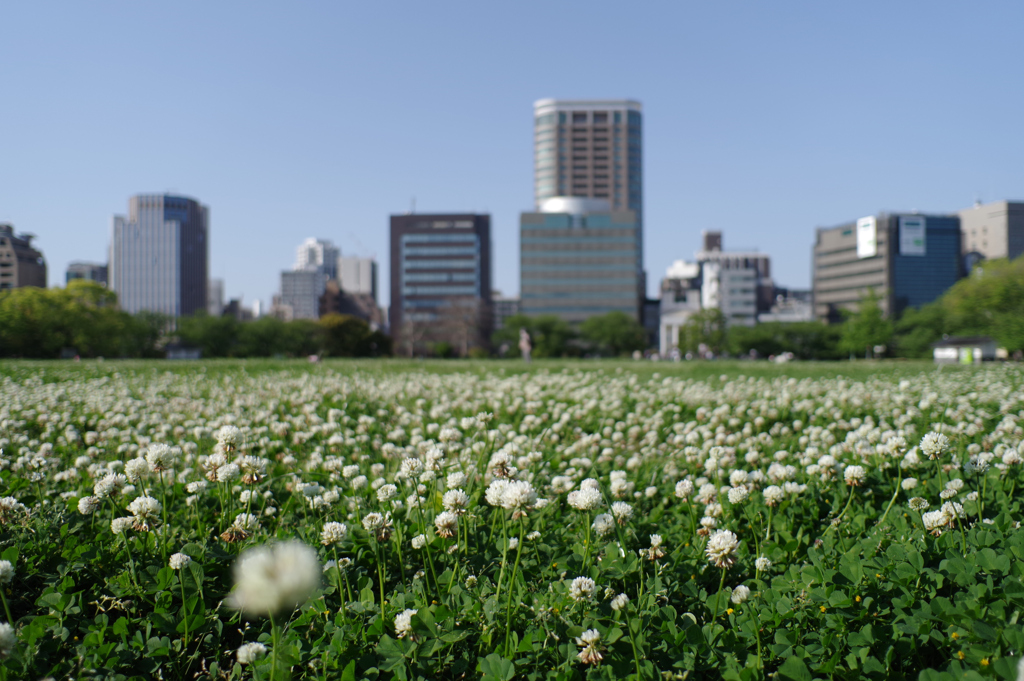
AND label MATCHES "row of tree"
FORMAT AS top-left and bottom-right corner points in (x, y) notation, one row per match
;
(492, 311), (648, 358)
(0, 281), (391, 359)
